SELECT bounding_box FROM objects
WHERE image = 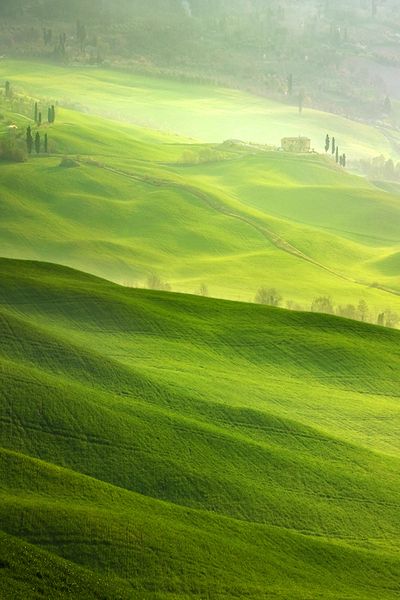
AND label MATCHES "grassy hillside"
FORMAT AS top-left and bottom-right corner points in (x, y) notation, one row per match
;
(0, 90), (399, 318)
(1, 59), (398, 159)
(0, 531), (133, 599)
(0, 257), (400, 599)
